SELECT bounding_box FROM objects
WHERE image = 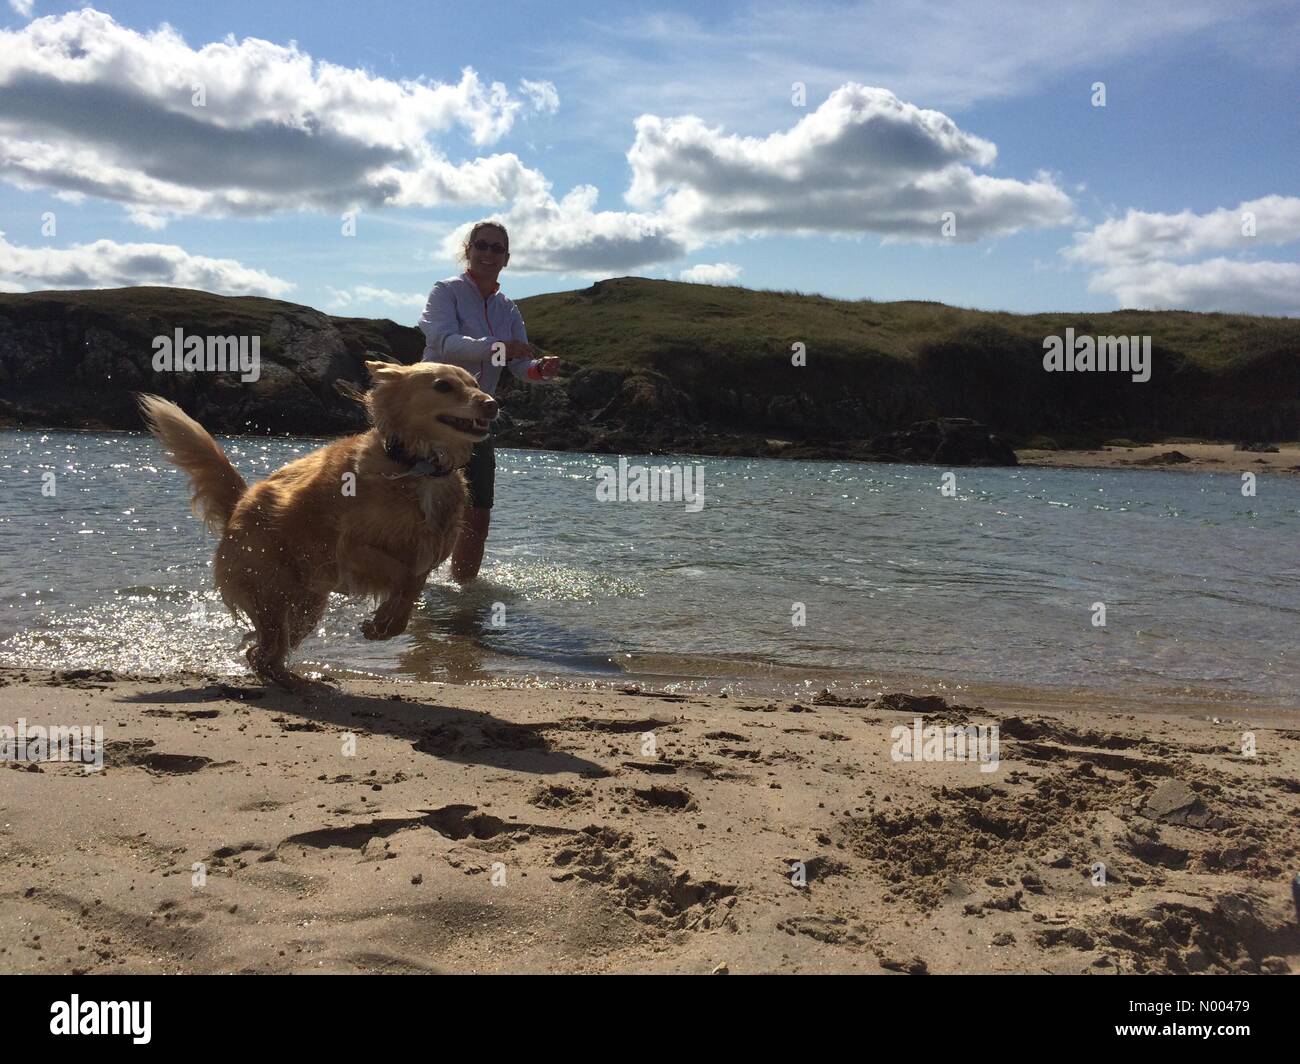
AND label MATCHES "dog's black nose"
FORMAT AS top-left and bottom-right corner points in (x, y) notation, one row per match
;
(480, 397), (499, 420)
